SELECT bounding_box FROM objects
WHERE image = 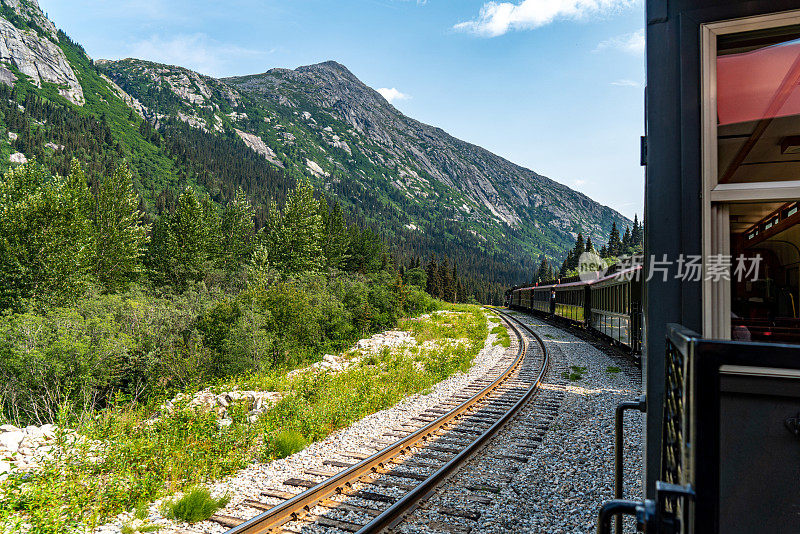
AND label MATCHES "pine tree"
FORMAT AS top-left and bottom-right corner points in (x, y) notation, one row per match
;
(608, 222), (621, 257)
(425, 257), (442, 299)
(622, 226), (631, 252)
(92, 163), (150, 292)
(631, 214), (642, 248)
(321, 201), (350, 270)
(536, 256), (551, 283)
(572, 233), (585, 268)
(170, 186), (209, 287)
(585, 236), (594, 252)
